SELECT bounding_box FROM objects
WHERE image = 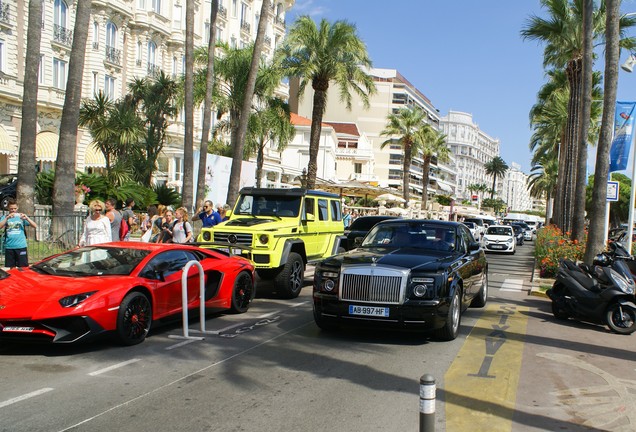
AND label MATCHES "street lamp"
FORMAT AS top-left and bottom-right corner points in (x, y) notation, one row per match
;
(621, 53), (636, 72)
